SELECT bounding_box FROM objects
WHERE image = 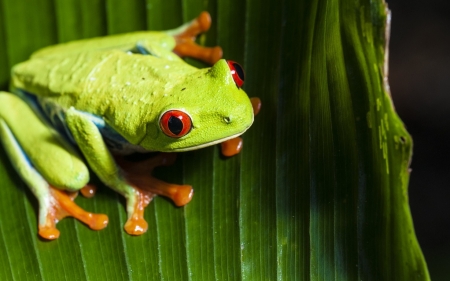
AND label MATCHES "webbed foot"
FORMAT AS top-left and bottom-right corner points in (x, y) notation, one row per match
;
(172, 11), (223, 65)
(115, 153), (193, 235)
(39, 186), (108, 240)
